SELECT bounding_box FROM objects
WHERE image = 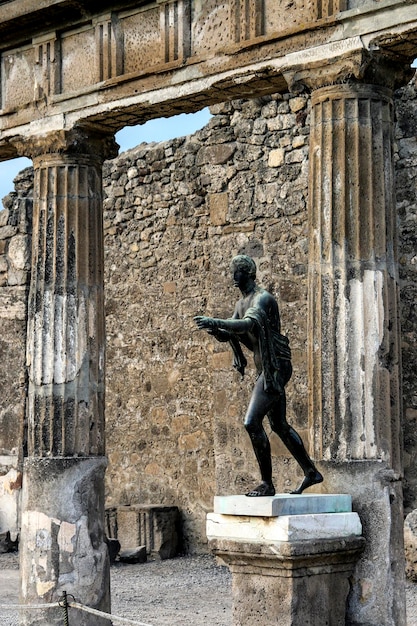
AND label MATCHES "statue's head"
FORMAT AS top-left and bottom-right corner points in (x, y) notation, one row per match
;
(230, 255), (257, 279)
